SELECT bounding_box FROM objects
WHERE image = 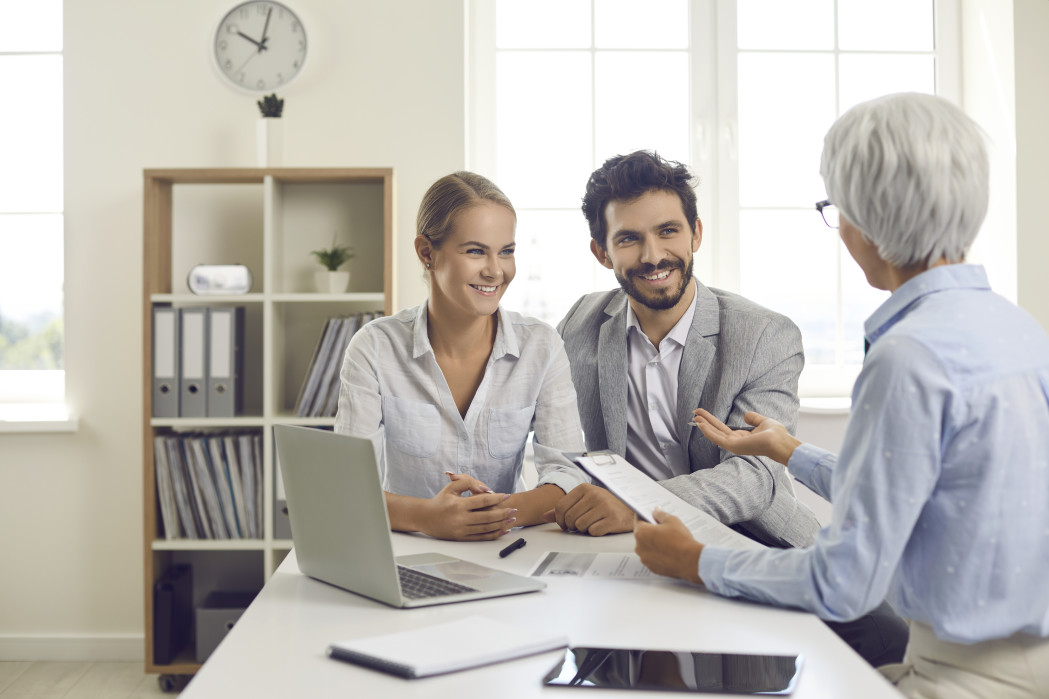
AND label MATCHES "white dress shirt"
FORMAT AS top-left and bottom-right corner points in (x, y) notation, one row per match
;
(334, 303), (588, 497)
(624, 287), (698, 481)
